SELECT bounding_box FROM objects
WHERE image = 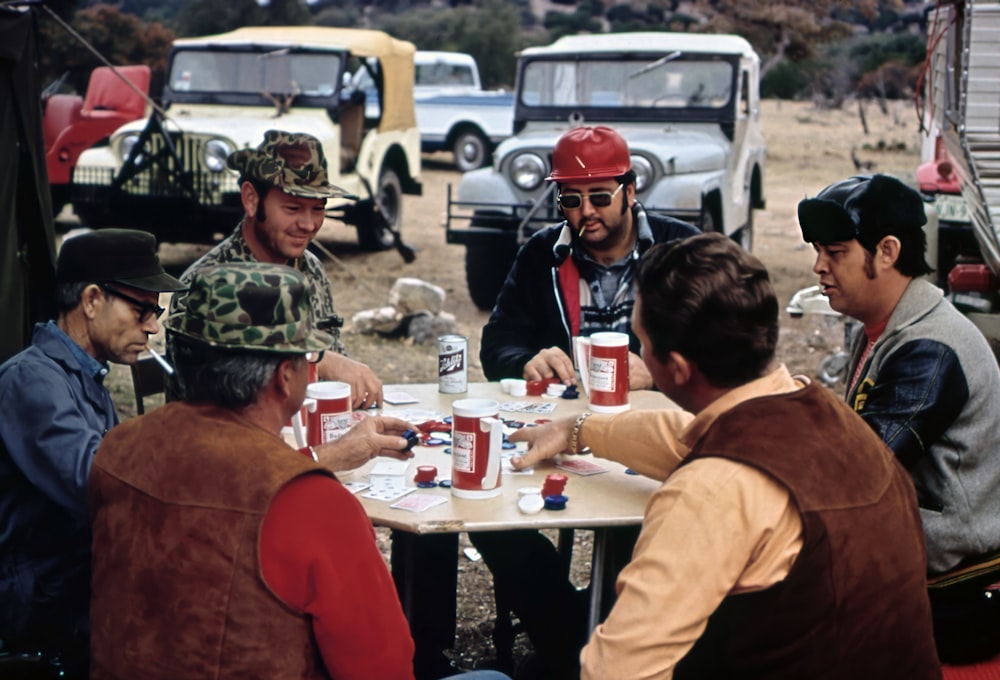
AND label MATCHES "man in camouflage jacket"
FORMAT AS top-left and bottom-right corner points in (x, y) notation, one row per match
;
(172, 130), (383, 409)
